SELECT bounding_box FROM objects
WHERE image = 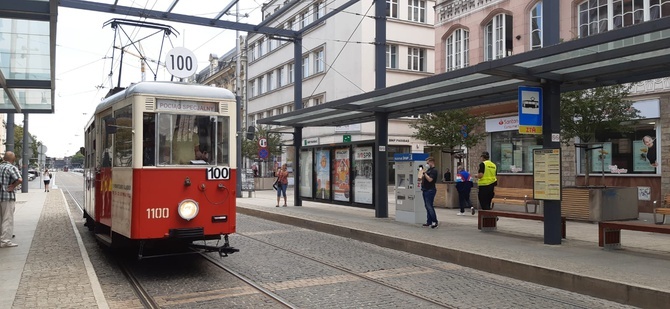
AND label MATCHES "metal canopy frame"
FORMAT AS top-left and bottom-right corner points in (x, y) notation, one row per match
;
(259, 16), (670, 128)
(0, 0), (58, 113)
